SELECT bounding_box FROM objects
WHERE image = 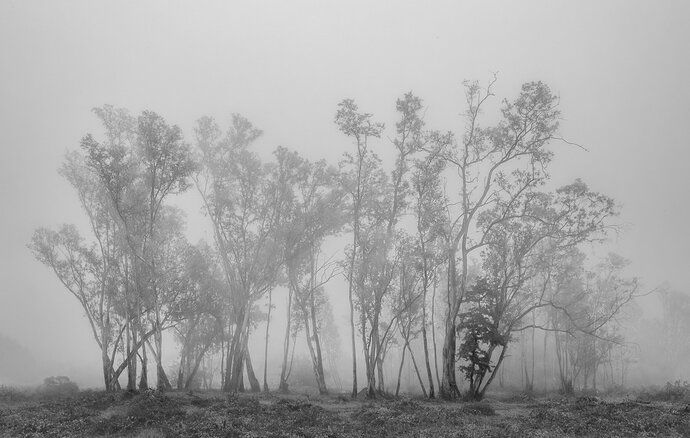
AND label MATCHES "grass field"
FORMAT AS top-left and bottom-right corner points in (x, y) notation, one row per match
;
(0, 388), (689, 437)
